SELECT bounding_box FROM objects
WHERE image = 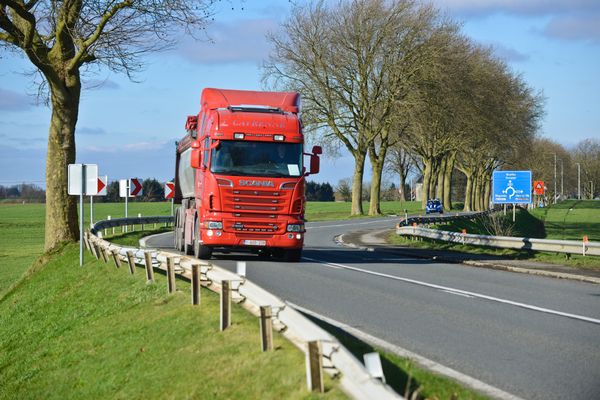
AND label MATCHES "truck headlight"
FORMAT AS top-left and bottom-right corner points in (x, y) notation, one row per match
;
(286, 223), (304, 232)
(203, 221), (223, 229)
